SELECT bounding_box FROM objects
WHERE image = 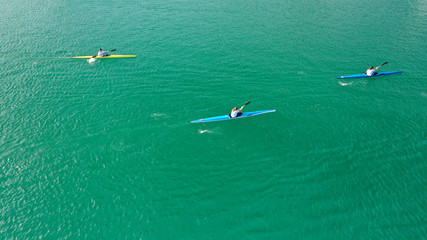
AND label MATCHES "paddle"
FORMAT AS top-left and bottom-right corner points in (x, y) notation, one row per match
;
(374, 62), (388, 73)
(110, 49), (116, 52)
(362, 62), (388, 73)
(240, 101), (250, 111)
